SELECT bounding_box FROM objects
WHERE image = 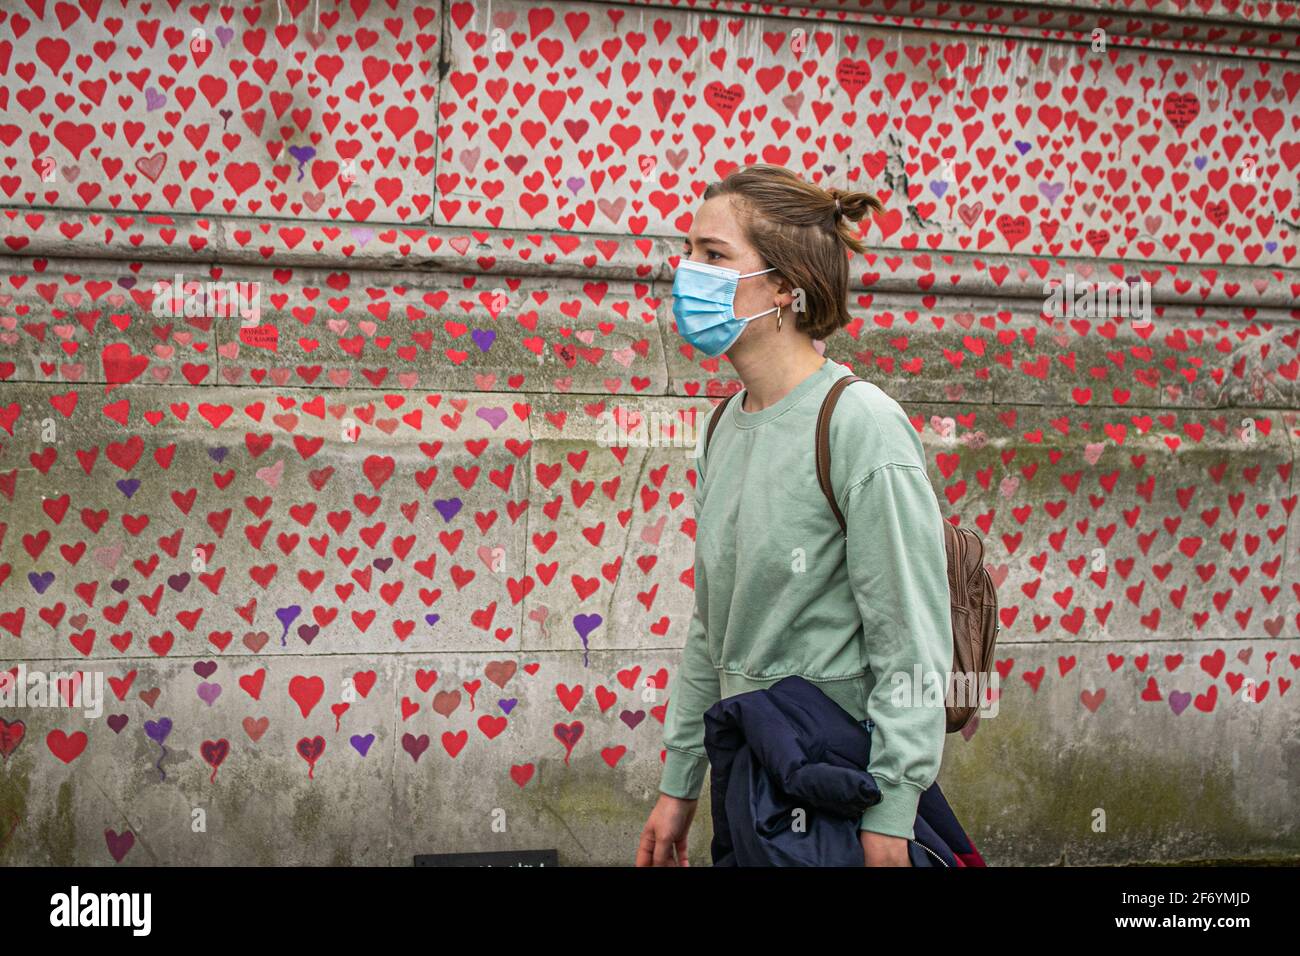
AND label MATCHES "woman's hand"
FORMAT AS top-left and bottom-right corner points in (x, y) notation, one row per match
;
(636, 794), (697, 866)
(860, 829), (912, 866)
